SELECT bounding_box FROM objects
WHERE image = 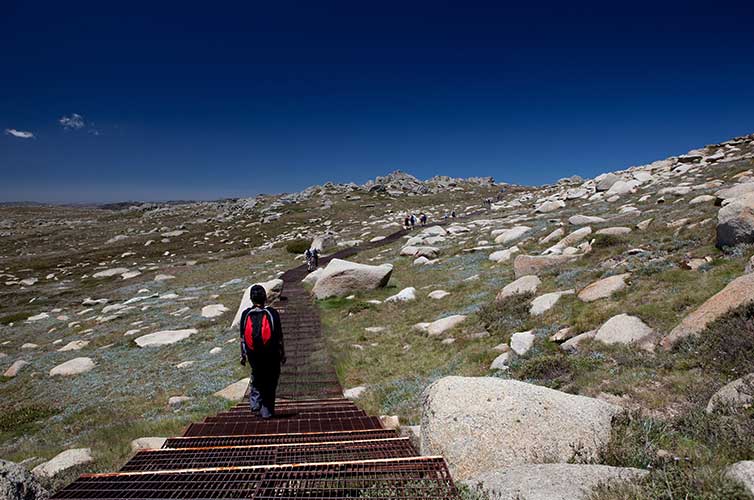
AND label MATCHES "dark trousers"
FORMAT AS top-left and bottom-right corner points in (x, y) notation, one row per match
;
(249, 356), (281, 413)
